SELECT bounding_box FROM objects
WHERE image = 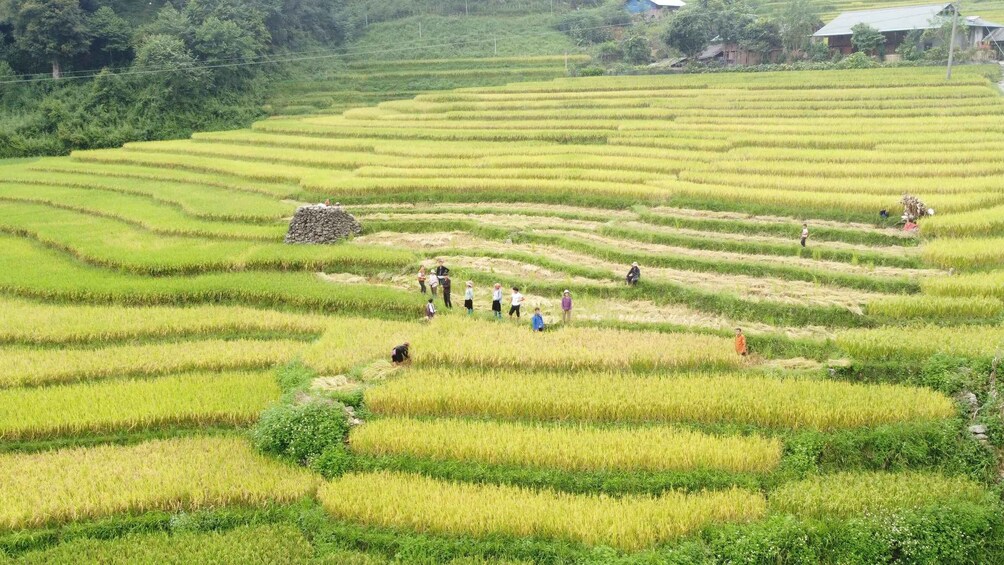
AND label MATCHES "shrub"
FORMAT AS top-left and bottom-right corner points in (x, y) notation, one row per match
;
(250, 401), (349, 465)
